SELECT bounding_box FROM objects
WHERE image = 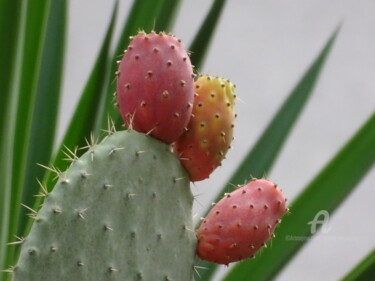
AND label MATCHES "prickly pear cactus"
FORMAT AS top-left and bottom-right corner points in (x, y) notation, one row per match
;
(12, 130), (196, 281)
